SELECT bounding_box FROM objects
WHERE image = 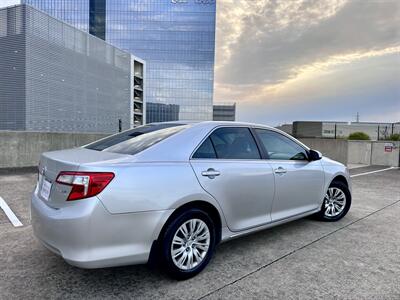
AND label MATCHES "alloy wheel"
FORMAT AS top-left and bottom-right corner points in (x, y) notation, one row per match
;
(171, 219), (210, 270)
(324, 187), (347, 217)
